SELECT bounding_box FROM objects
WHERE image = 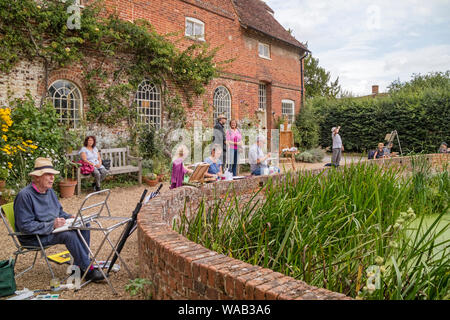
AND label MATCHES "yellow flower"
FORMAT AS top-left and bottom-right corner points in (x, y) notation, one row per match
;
(1, 135), (6, 141)
(17, 145), (26, 152)
(7, 162), (12, 169)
